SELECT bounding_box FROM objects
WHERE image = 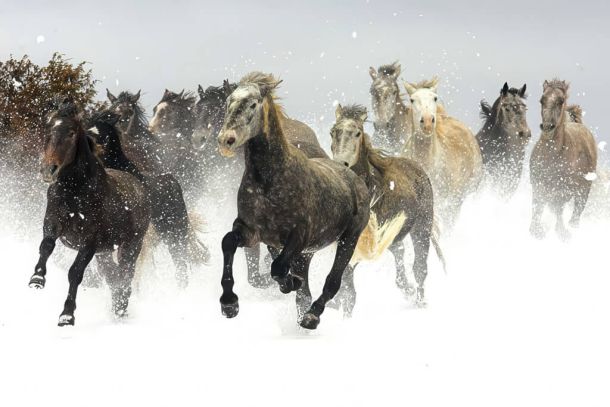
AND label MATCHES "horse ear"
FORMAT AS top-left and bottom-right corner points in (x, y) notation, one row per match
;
(131, 90), (141, 103)
(519, 84), (527, 98)
(106, 89), (117, 103)
(404, 82), (417, 96)
(501, 82), (509, 96)
(223, 79), (232, 94)
(369, 67), (378, 80)
(480, 100), (492, 118)
(543, 80), (549, 89)
(163, 88), (172, 99)
(198, 84), (205, 98)
(429, 77), (439, 93)
(335, 104), (343, 119)
(392, 63), (401, 79)
(179, 89), (185, 98)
